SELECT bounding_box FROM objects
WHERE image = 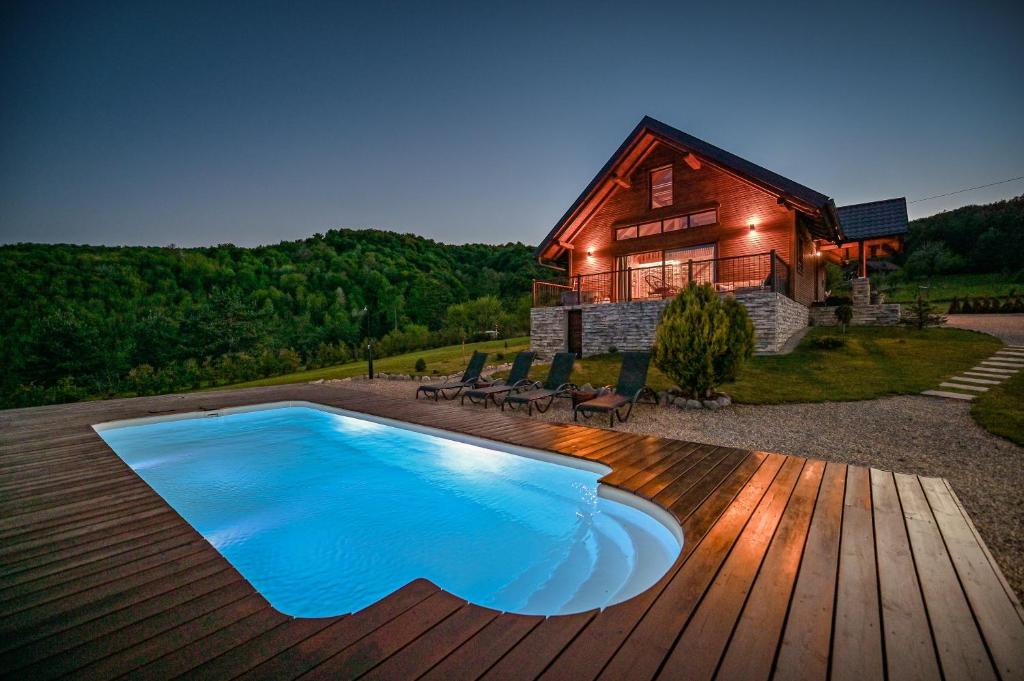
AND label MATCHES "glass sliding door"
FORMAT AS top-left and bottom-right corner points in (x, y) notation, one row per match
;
(616, 243), (717, 300)
(666, 243), (717, 288)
